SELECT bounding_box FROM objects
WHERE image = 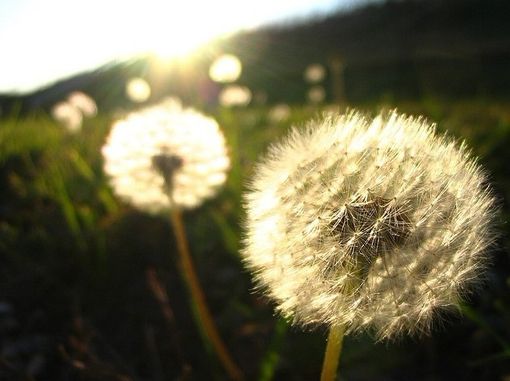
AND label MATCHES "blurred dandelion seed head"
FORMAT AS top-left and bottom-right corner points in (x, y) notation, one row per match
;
(307, 85), (326, 104)
(304, 63), (326, 83)
(102, 101), (230, 213)
(268, 104), (291, 123)
(209, 54), (242, 83)
(51, 92), (97, 132)
(160, 95), (183, 110)
(51, 101), (83, 133)
(67, 91), (97, 117)
(242, 111), (496, 339)
(254, 90), (268, 106)
(219, 85), (252, 107)
(126, 77), (151, 103)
